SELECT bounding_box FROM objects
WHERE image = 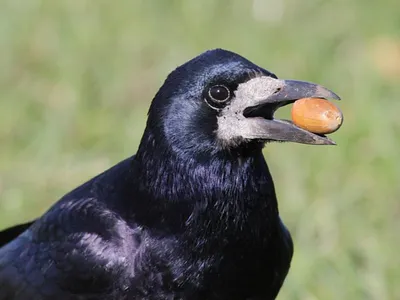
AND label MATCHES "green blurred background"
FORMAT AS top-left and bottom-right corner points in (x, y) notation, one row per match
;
(1, 0), (399, 299)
